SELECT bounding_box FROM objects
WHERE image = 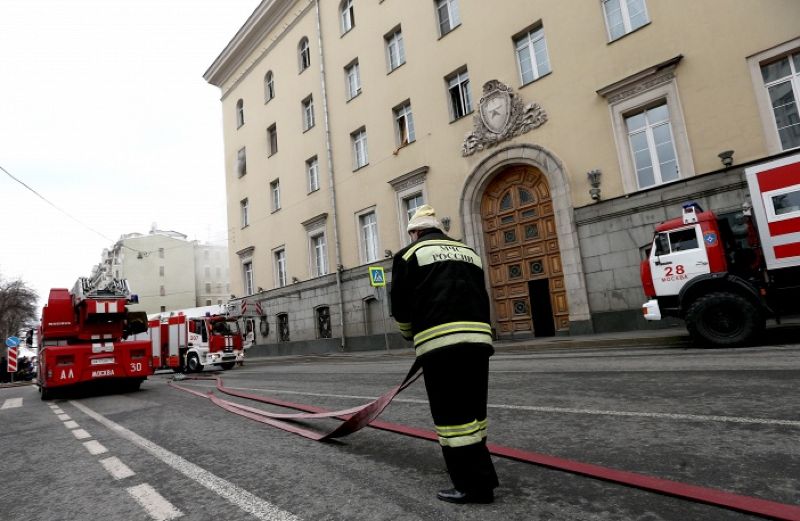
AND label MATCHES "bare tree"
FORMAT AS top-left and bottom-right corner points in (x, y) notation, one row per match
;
(0, 275), (39, 340)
